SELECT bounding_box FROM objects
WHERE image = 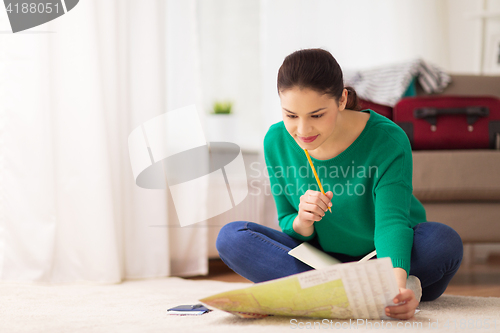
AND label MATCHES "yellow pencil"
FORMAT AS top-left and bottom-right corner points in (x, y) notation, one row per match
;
(304, 149), (332, 213)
